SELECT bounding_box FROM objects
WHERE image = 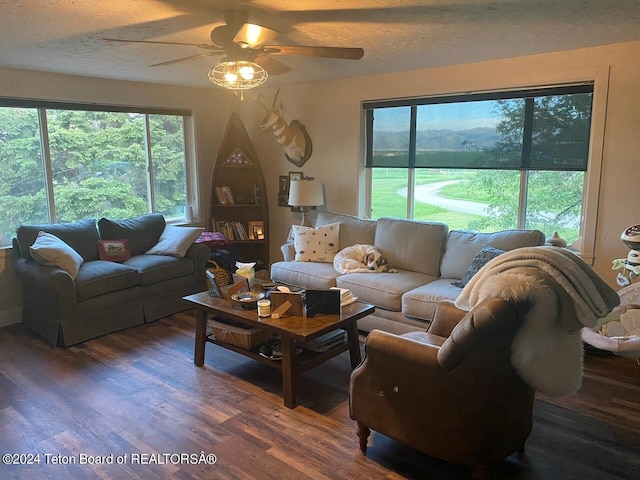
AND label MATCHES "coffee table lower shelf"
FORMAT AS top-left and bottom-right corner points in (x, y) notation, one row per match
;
(206, 334), (354, 375)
